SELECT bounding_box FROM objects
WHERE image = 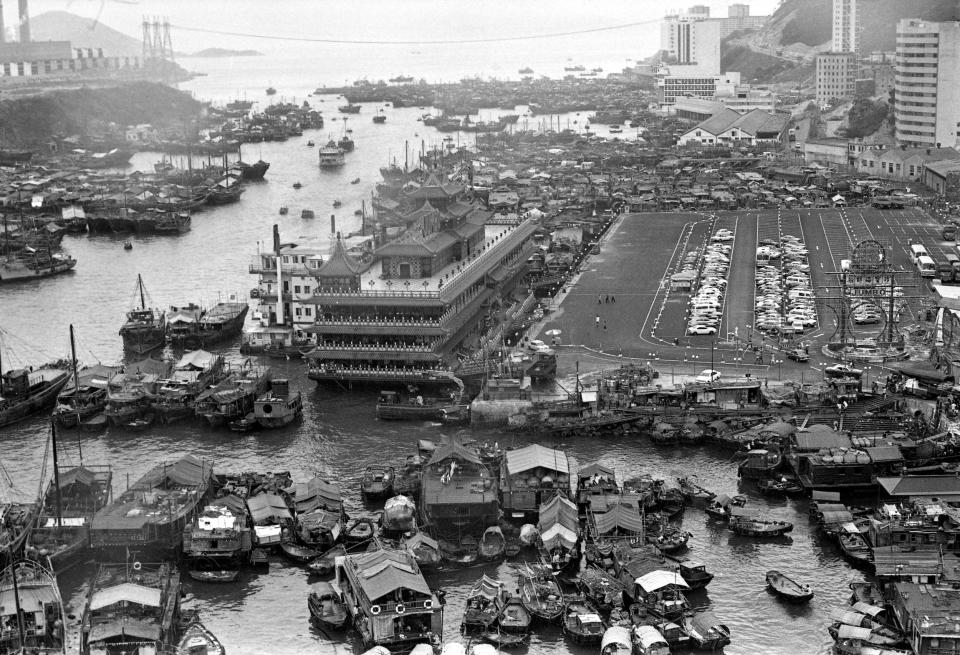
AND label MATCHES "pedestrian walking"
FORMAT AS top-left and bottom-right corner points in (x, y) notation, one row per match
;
(596, 315), (600, 327)
(605, 295), (610, 303)
(598, 295), (602, 304)
(611, 295), (616, 303)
